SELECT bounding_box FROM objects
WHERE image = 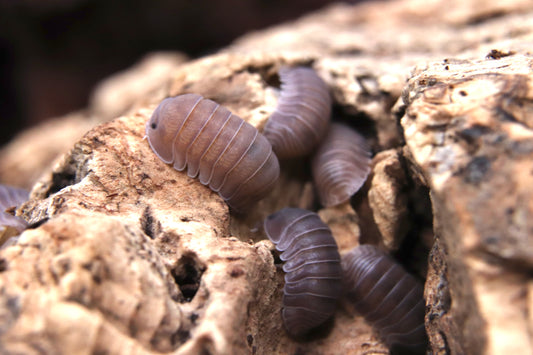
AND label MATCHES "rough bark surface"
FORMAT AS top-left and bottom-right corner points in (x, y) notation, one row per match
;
(402, 55), (533, 354)
(1, 0), (533, 354)
(367, 149), (409, 251)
